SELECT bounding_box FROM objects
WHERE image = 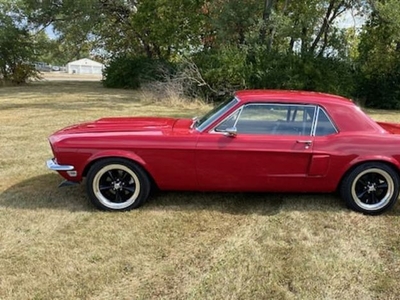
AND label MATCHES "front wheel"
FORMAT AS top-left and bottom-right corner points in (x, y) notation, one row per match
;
(340, 163), (400, 215)
(86, 158), (151, 211)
